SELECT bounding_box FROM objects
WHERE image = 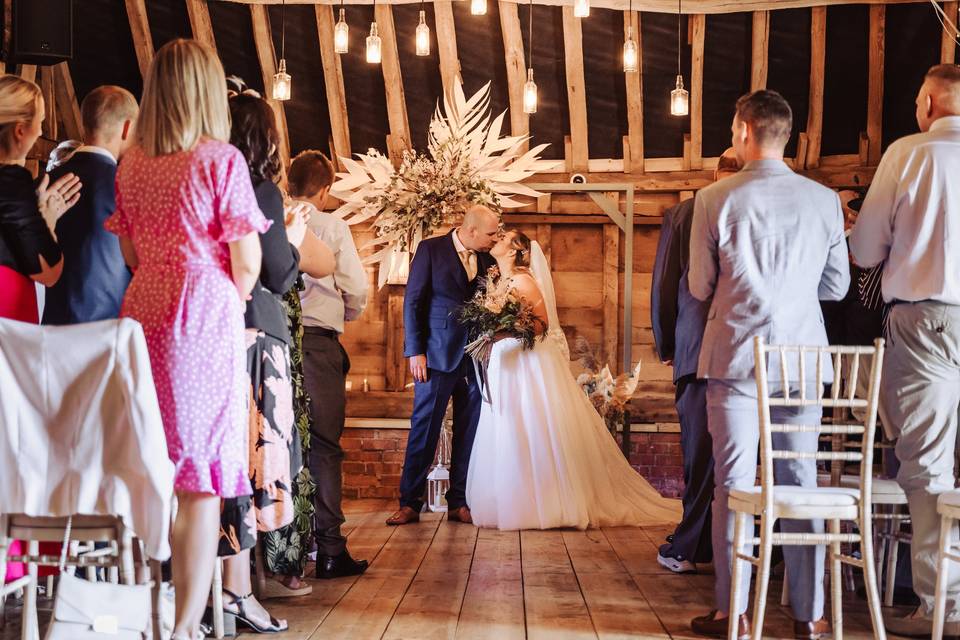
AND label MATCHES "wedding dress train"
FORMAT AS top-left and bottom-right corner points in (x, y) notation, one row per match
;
(465, 322), (681, 530)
